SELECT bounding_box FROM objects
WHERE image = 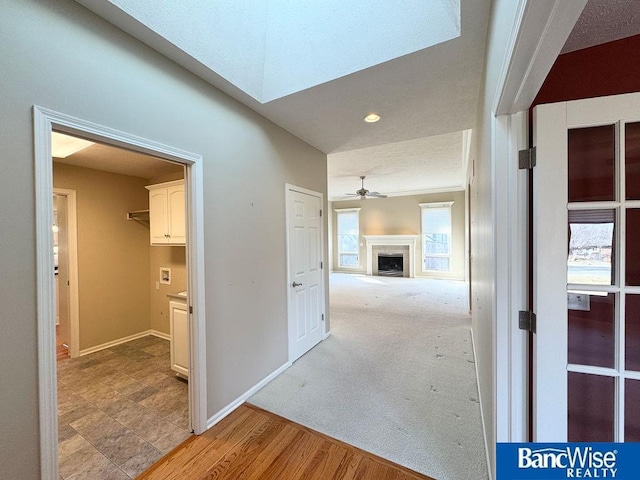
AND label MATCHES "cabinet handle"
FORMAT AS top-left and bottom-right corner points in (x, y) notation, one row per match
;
(292, 282), (303, 287)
